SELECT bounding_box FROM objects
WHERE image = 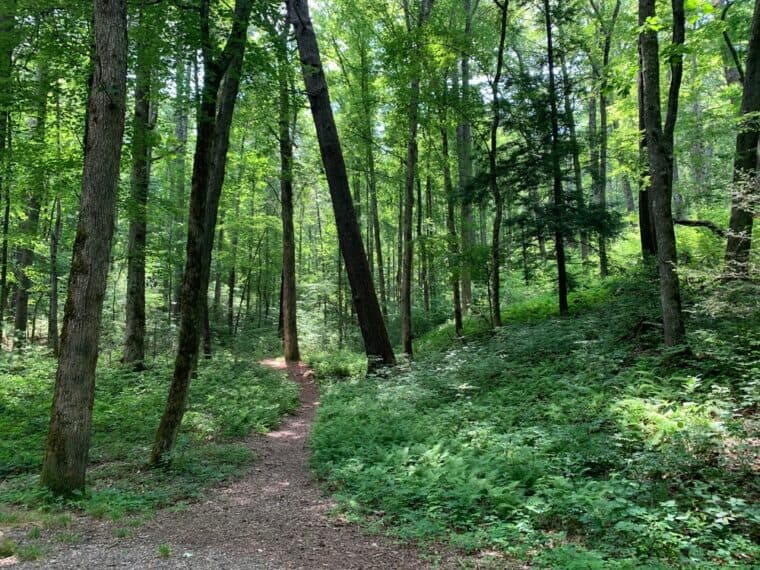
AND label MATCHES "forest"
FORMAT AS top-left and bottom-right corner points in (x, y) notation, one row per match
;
(0, 0), (758, 567)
